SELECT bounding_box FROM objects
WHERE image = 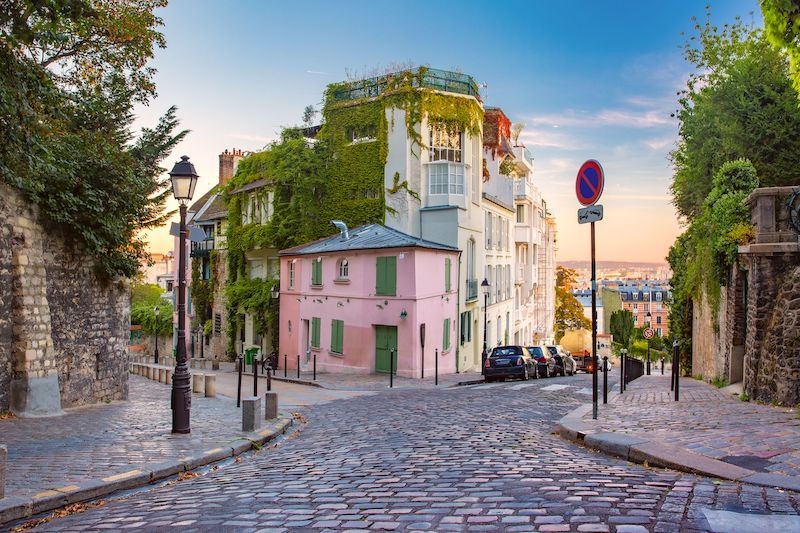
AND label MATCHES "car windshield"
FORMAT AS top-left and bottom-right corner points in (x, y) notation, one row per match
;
(546, 346), (558, 356)
(527, 346), (544, 356)
(491, 347), (521, 357)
